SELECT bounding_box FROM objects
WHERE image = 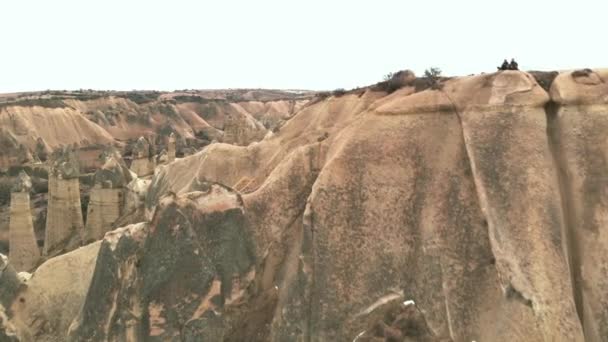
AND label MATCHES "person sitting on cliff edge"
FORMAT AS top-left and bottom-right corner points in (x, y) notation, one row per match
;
(508, 58), (519, 70)
(497, 59), (509, 71)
